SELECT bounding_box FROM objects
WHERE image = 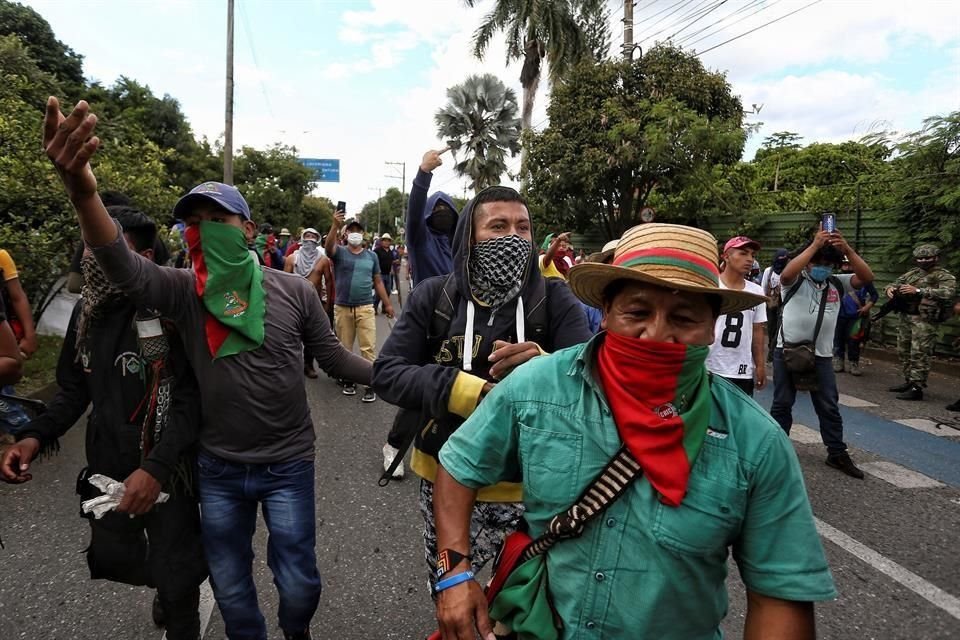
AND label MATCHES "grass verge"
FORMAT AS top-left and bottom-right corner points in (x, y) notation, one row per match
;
(16, 334), (63, 395)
